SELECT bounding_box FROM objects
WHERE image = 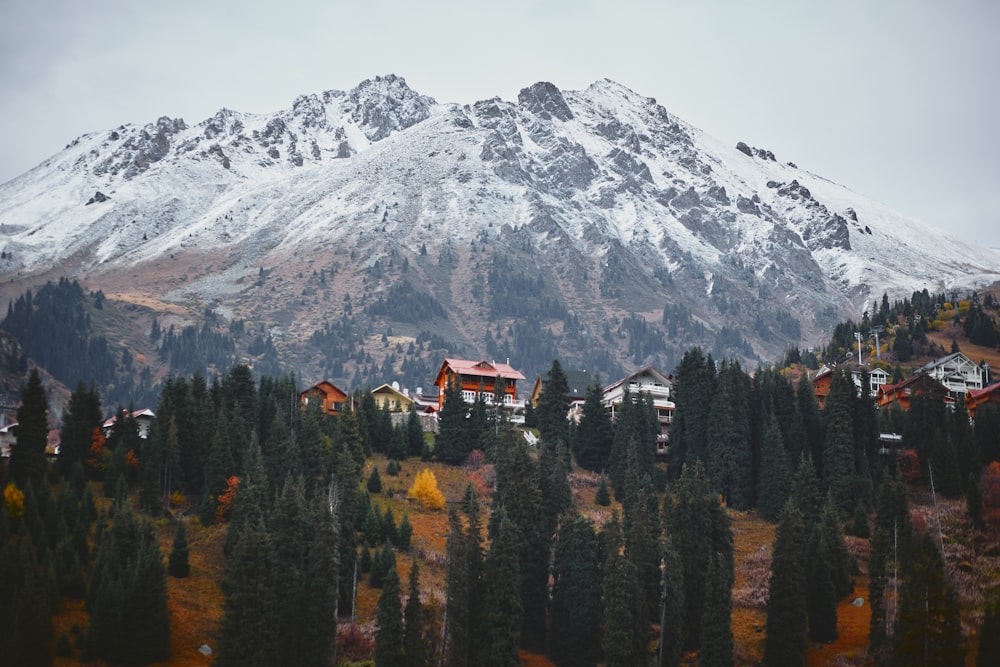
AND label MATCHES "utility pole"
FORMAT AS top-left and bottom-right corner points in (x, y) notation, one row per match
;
(871, 326), (884, 360)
